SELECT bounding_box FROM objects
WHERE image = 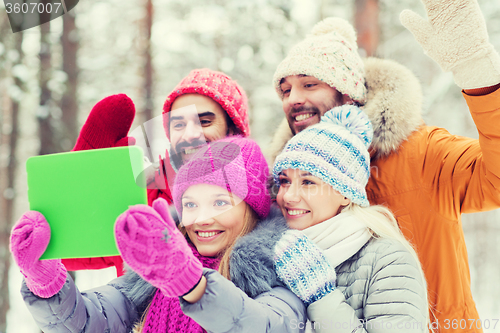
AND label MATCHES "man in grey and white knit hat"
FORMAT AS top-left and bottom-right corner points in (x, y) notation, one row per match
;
(273, 17), (366, 135)
(269, 0), (500, 331)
